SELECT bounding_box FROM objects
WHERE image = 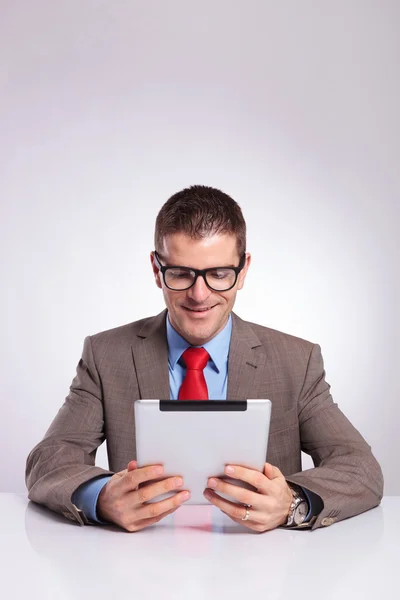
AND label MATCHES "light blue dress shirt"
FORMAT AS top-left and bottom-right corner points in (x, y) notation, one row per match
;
(72, 312), (318, 524)
(166, 312), (232, 400)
